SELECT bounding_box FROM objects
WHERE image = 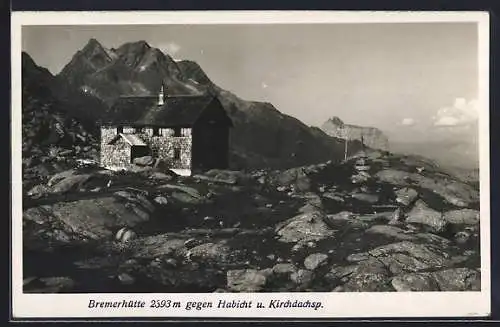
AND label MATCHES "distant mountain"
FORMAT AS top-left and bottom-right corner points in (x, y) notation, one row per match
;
(50, 39), (364, 169)
(320, 116), (390, 151)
